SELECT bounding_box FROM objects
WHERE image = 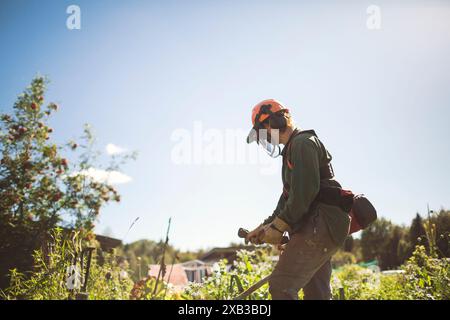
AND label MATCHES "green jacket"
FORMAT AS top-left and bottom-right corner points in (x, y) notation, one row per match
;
(263, 130), (350, 246)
